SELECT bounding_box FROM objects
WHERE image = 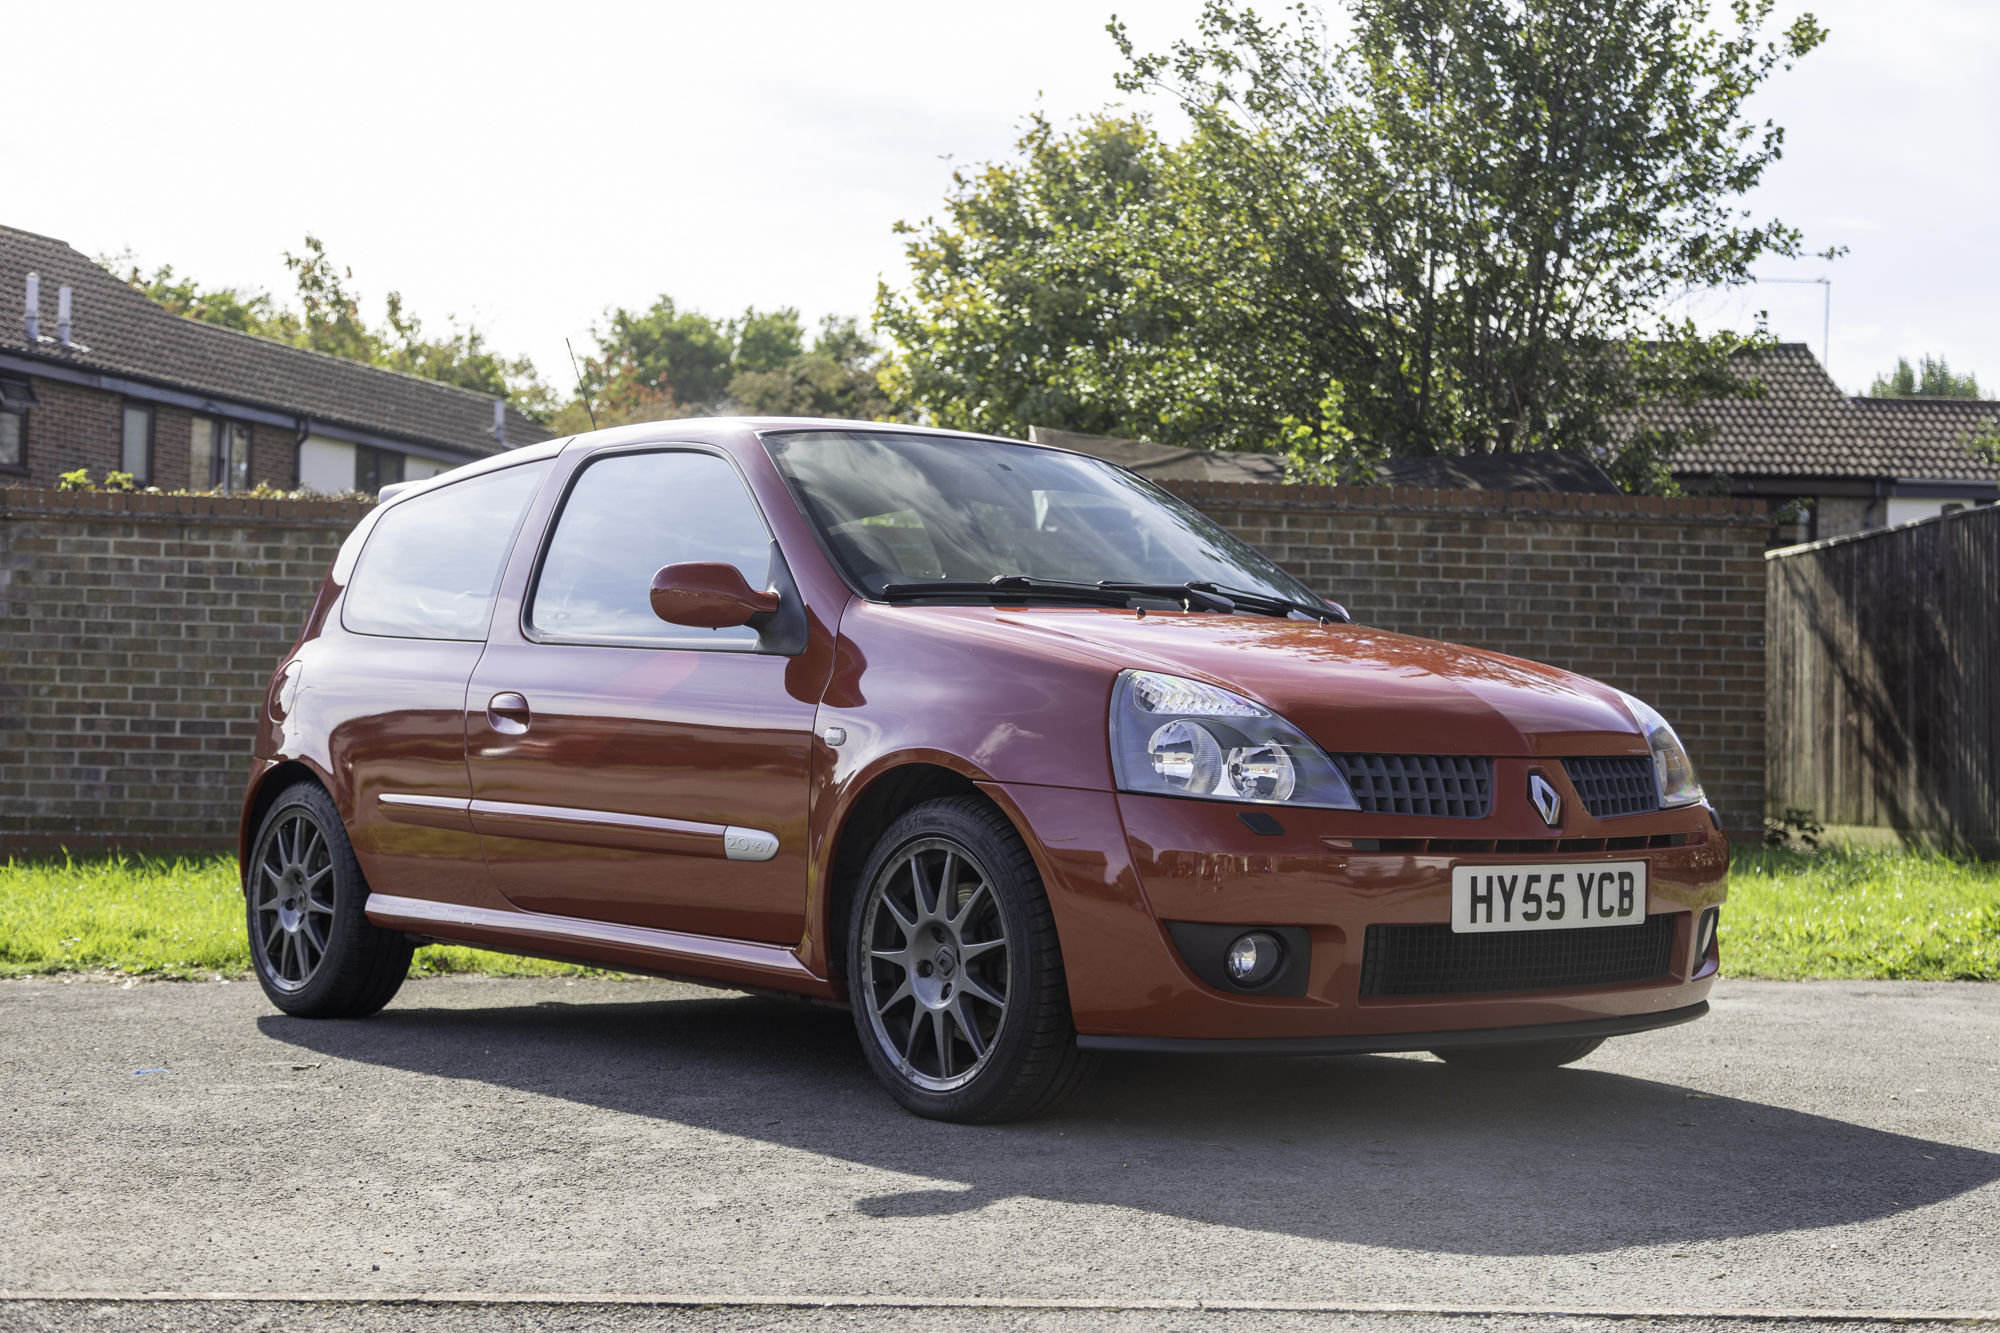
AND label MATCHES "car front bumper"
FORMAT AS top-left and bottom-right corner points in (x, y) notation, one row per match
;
(988, 782), (1728, 1043)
